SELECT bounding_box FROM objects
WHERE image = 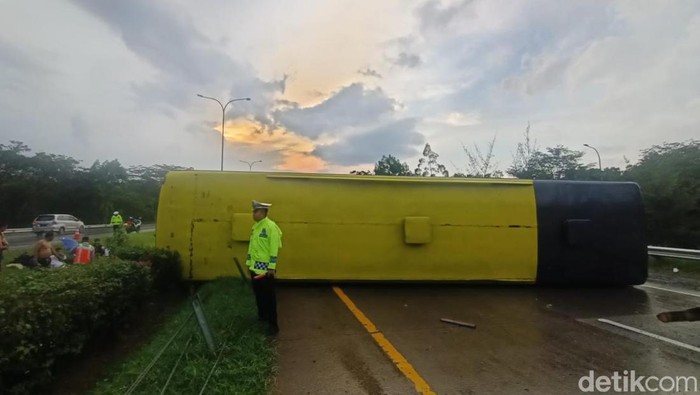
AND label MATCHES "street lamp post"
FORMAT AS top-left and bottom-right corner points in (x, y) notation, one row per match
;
(197, 94), (251, 171)
(583, 144), (602, 171)
(240, 160), (262, 171)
